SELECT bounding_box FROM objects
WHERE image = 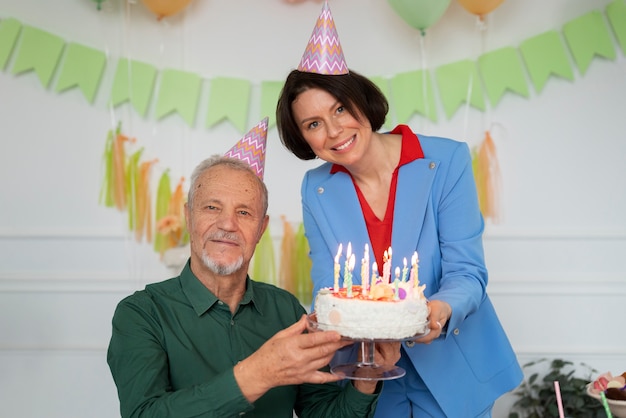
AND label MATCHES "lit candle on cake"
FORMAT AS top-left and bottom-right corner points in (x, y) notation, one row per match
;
(345, 252), (355, 297)
(361, 244), (369, 296)
(370, 261), (379, 288)
(382, 247), (392, 284)
(411, 251), (420, 289)
(401, 257), (408, 282)
(343, 242), (352, 293)
(394, 266), (400, 300)
(334, 243), (342, 292)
